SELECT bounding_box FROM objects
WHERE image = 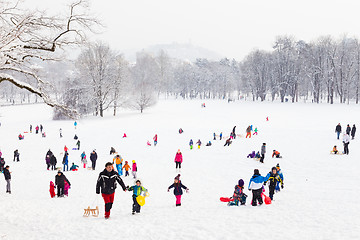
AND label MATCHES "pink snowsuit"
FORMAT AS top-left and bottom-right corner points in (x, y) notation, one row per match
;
(64, 181), (70, 196)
